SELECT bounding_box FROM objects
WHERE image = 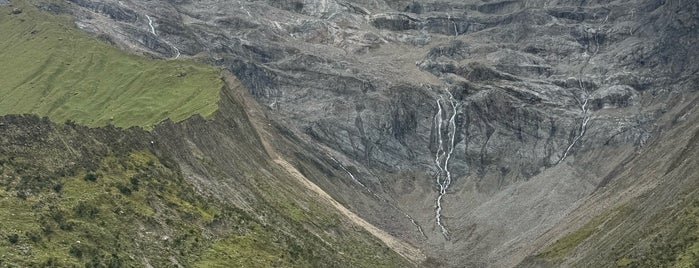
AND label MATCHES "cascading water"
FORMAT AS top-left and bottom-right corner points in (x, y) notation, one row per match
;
(556, 17), (607, 164)
(146, 15), (156, 35)
(557, 92), (590, 164)
(145, 14), (180, 59)
(433, 89), (458, 239)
